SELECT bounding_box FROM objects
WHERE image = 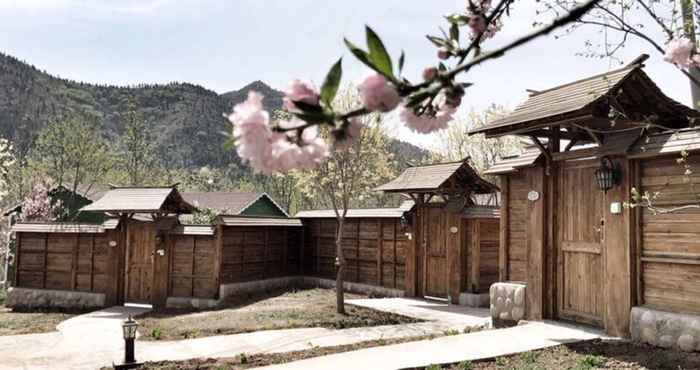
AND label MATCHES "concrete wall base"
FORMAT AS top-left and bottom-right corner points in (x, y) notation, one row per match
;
(490, 282), (526, 328)
(166, 296), (218, 309)
(631, 306), (700, 352)
(5, 287), (105, 310)
(459, 292), (490, 308)
(300, 277), (405, 298)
